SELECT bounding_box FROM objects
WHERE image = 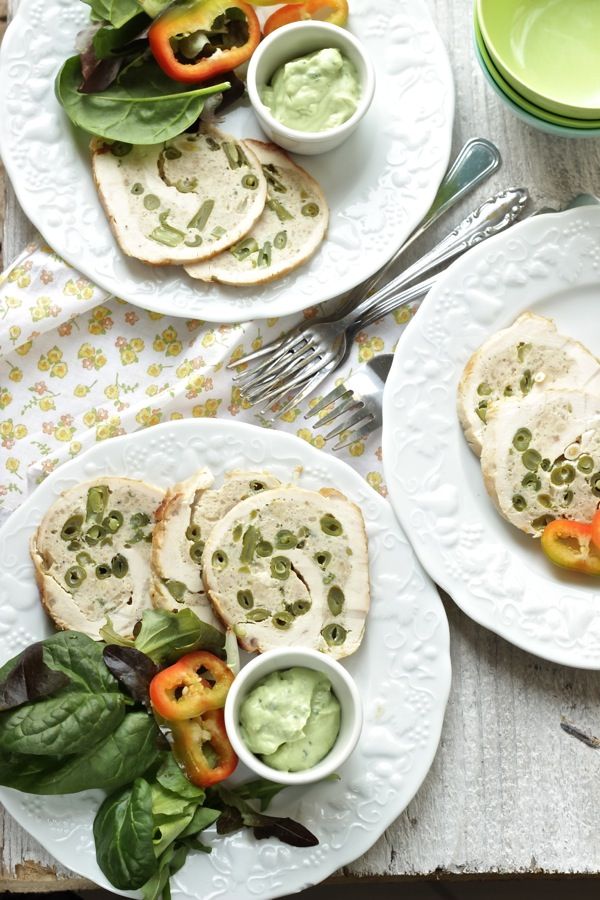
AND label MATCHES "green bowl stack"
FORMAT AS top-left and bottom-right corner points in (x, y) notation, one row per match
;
(474, 0), (600, 138)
